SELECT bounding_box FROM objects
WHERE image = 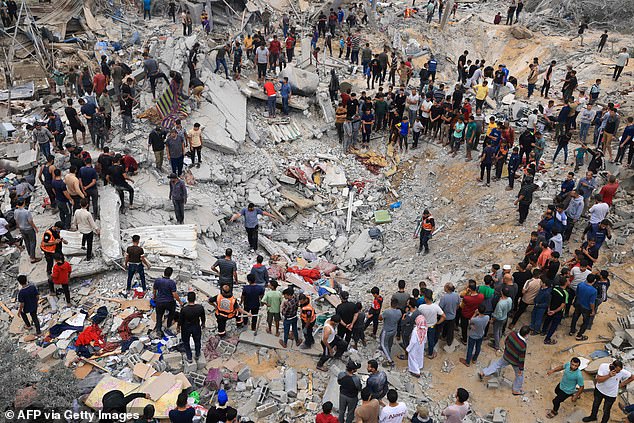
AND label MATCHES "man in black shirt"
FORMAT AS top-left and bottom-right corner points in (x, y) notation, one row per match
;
(97, 147), (114, 183)
(65, 98), (86, 144)
(179, 292), (206, 362)
(148, 126), (166, 170)
(346, 93), (359, 120)
(106, 155), (134, 212)
(335, 291), (357, 343)
(338, 359), (362, 423)
(491, 65), (505, 101)
(511, 262), (532, 310)
(515, 177), (538, 224)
